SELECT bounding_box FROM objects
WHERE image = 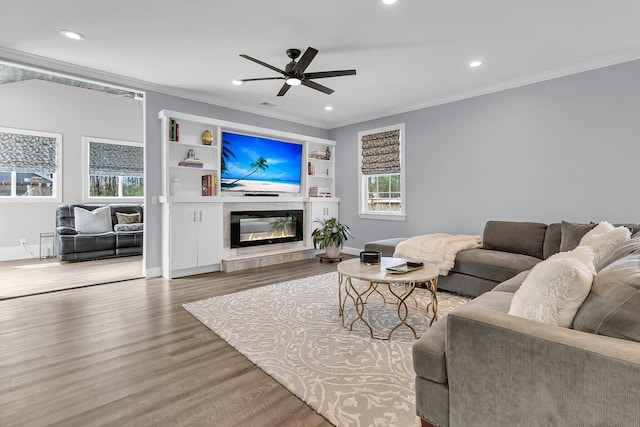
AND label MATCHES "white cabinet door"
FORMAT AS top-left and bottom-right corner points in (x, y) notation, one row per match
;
(311, 201), (339, 222)
(309, 200), (339, 244)
(196, 204), (222, 267)
(170, 204), (199, 272)
(169, 203), (222, 275)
